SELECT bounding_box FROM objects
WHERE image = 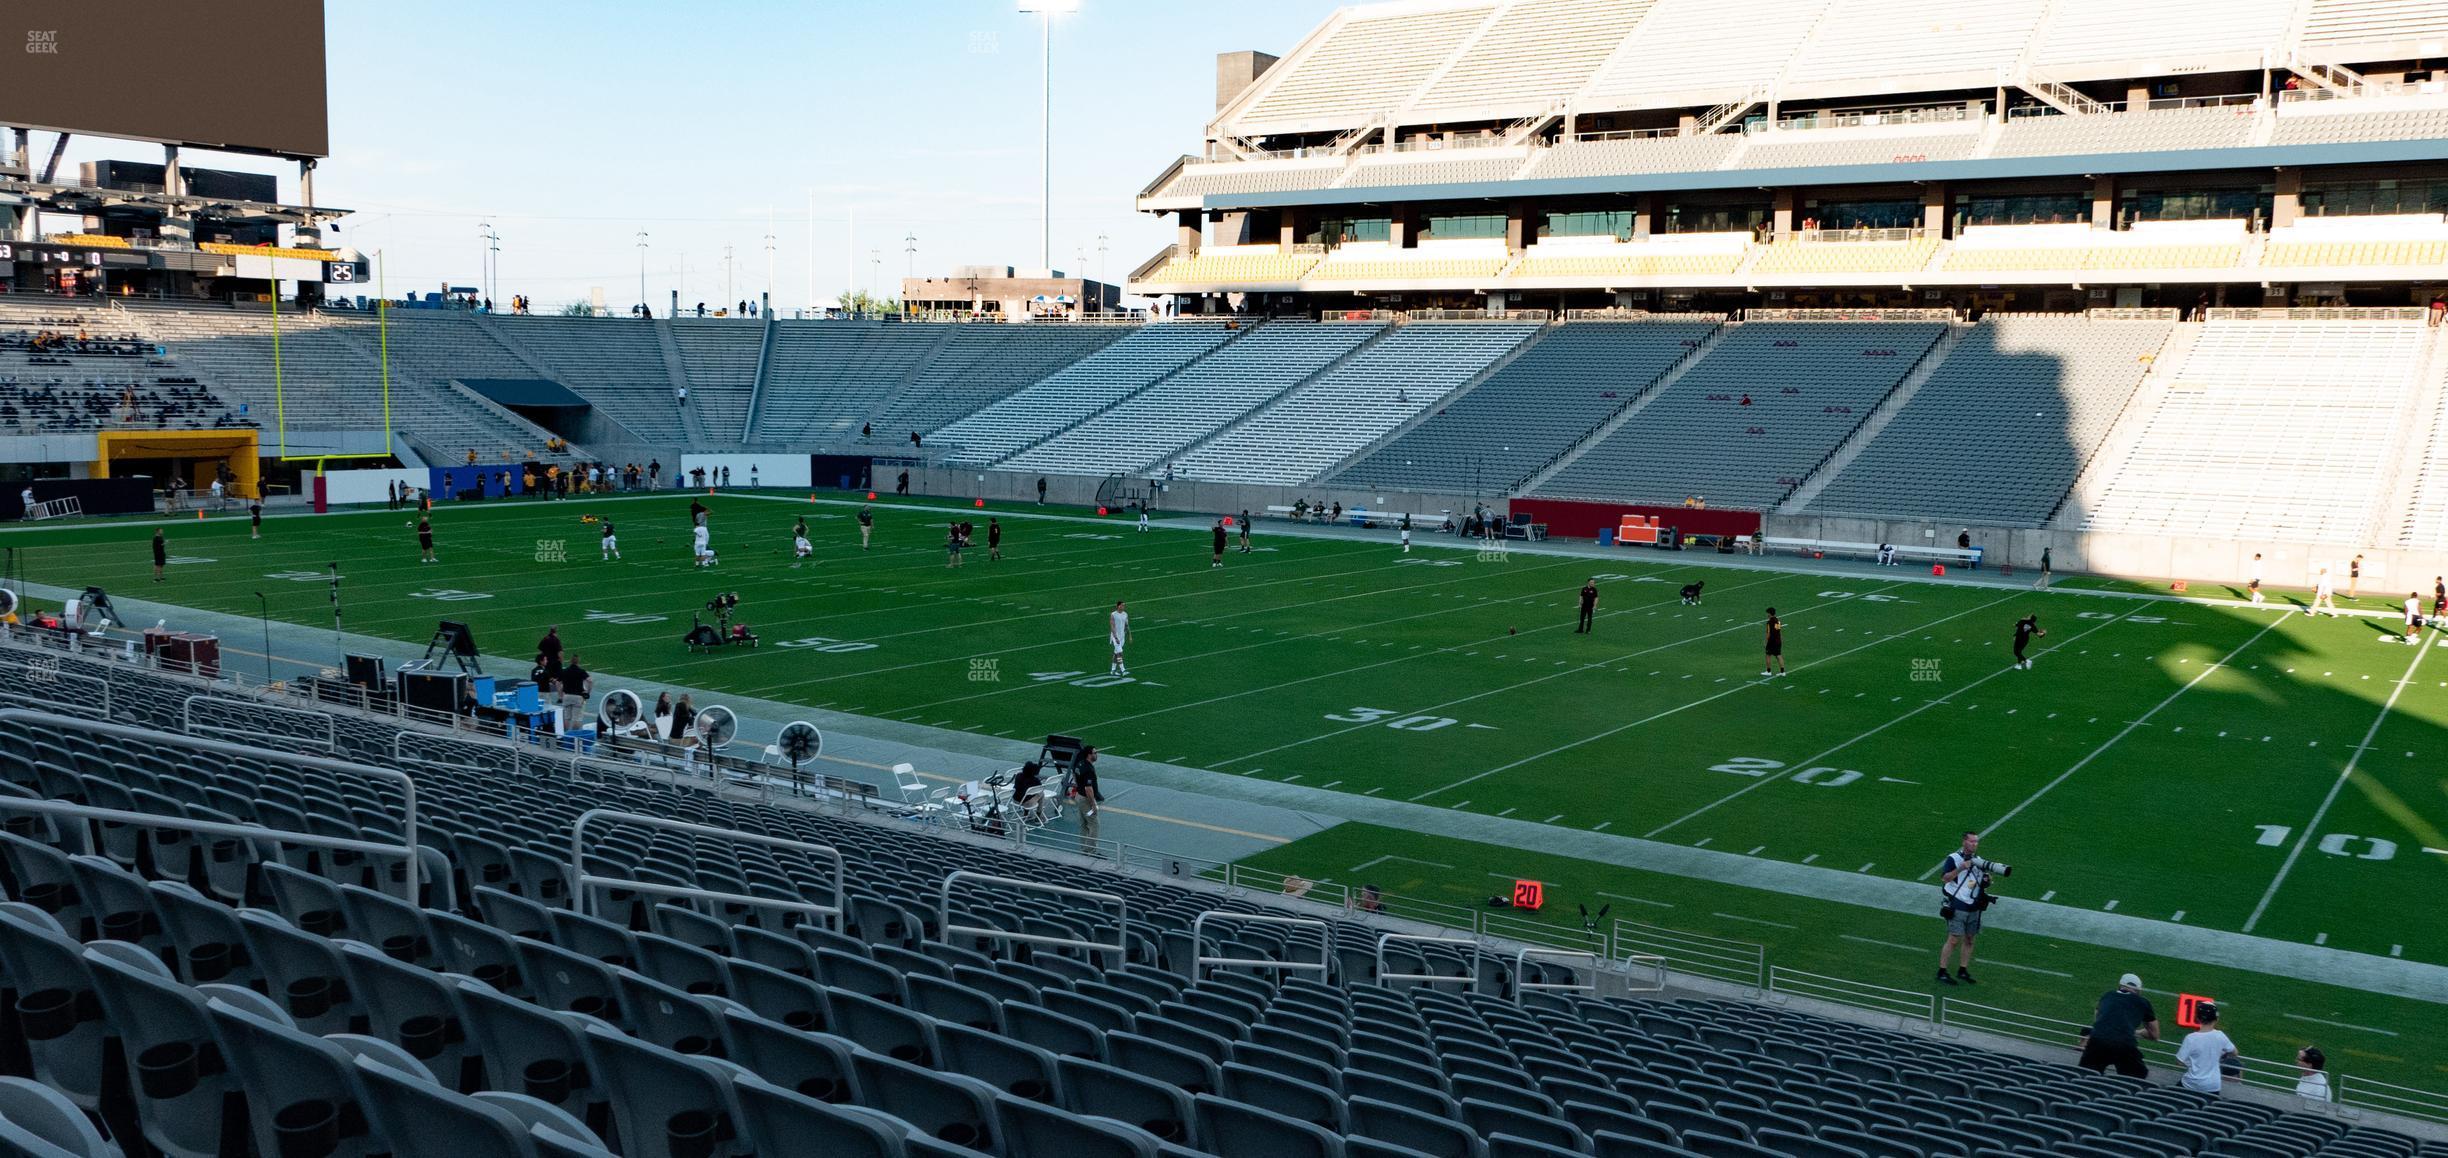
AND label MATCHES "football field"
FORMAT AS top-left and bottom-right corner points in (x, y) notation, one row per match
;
(15, 490), (2448, 1087)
